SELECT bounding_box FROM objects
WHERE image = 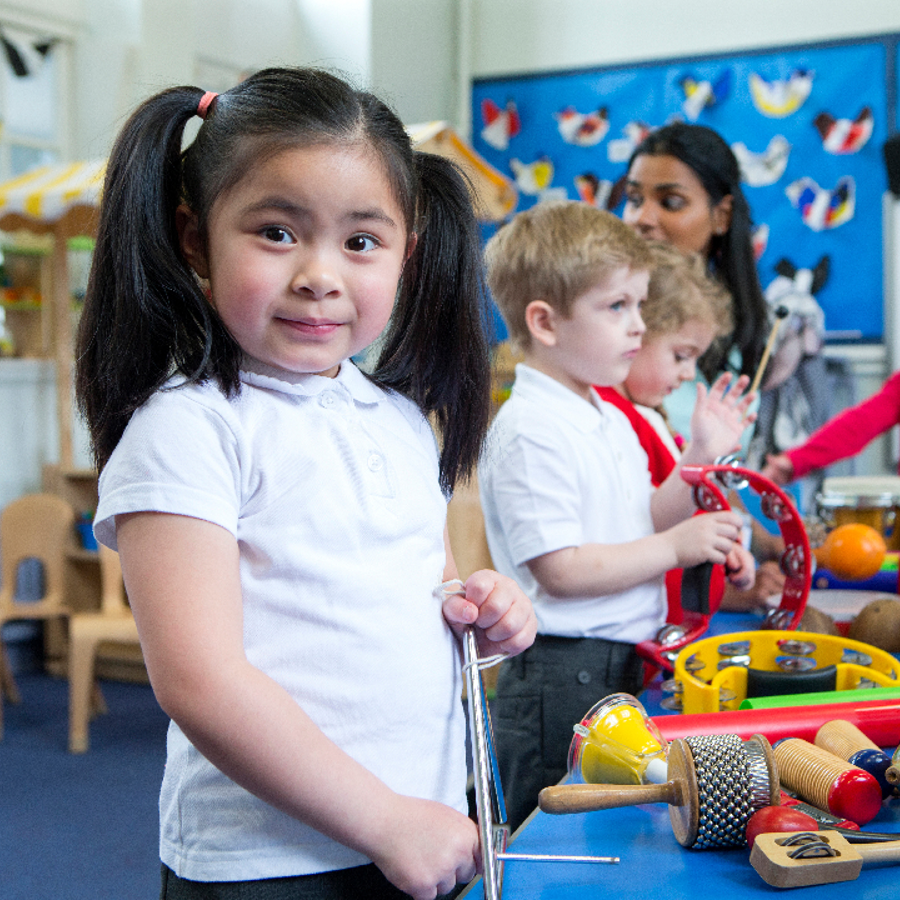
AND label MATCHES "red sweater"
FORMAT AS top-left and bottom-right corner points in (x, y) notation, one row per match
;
(595, 387), (724, 623)
(786, 371), (900, 478)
